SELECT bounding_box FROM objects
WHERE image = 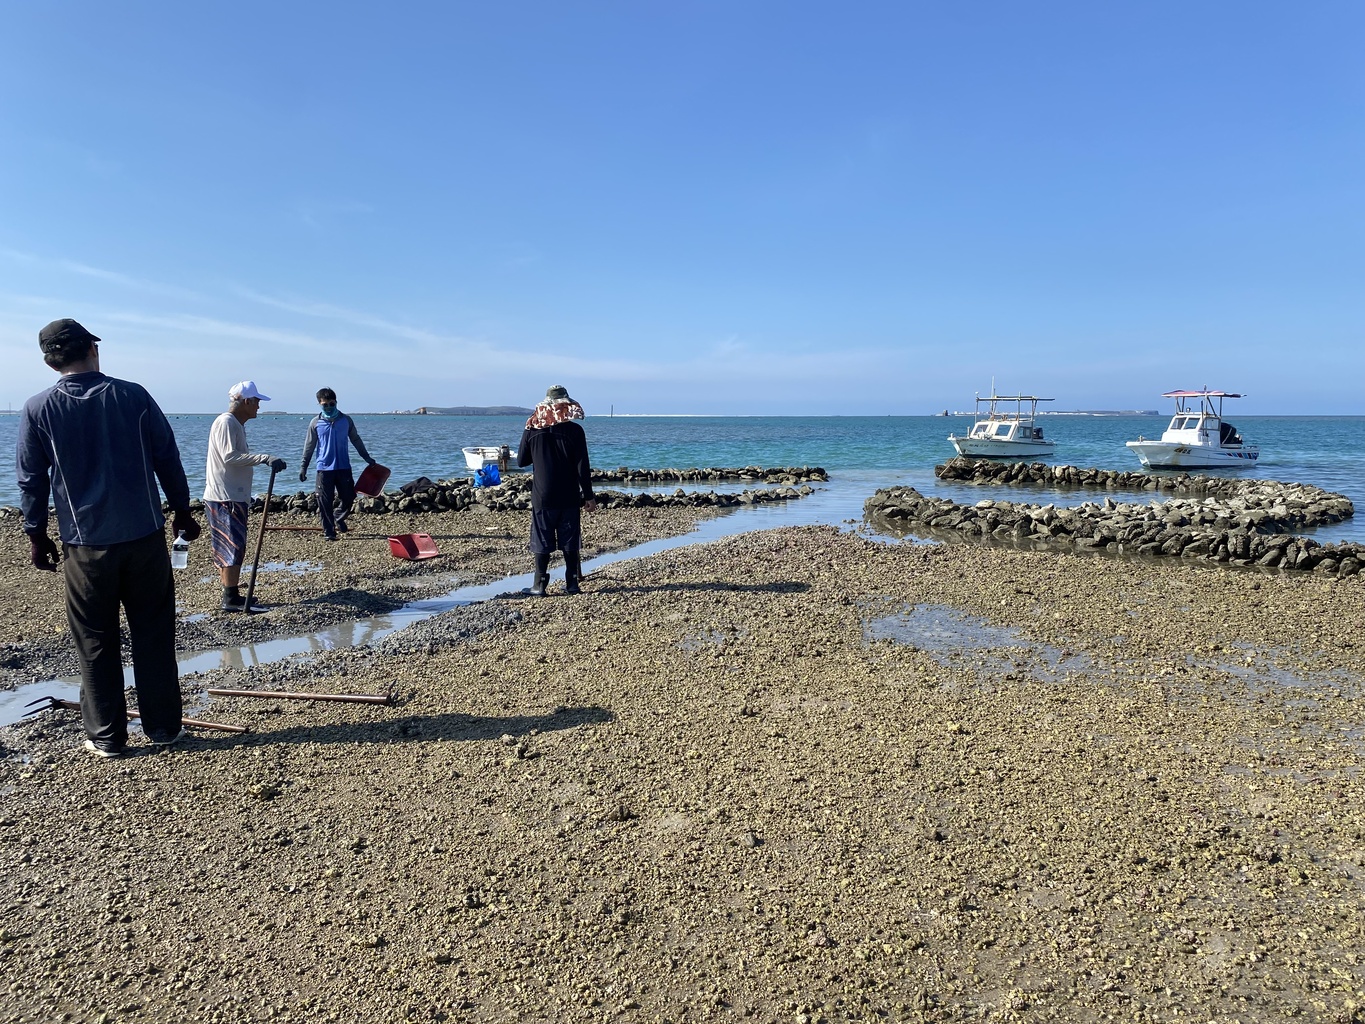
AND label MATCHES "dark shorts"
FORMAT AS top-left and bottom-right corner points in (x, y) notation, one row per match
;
(529, 507), (582, 554)
(205, 500), (249, 568)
